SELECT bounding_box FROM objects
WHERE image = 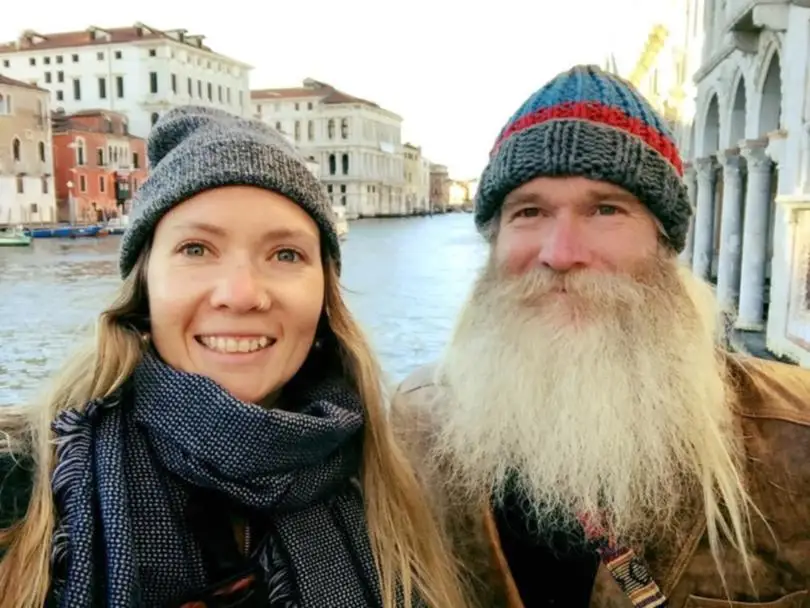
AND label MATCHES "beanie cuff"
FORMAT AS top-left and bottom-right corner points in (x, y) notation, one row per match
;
(120, 137), (338, 278)
(474, 119), (692, 252)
